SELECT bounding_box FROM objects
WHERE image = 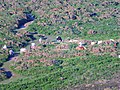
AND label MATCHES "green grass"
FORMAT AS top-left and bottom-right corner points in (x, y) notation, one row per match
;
(0, 0), (120, 89)
(0, 61), (25, 84)
(0, 55), (120, 89)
